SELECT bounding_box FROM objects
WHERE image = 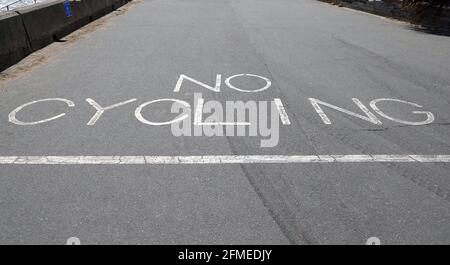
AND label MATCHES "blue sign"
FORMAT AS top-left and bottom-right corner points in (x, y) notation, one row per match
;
(63, 0), (72, 18)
